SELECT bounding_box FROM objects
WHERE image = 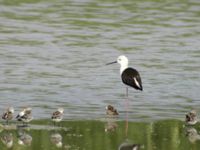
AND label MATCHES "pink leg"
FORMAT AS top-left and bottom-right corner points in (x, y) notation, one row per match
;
(125, 87), (129, 137)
